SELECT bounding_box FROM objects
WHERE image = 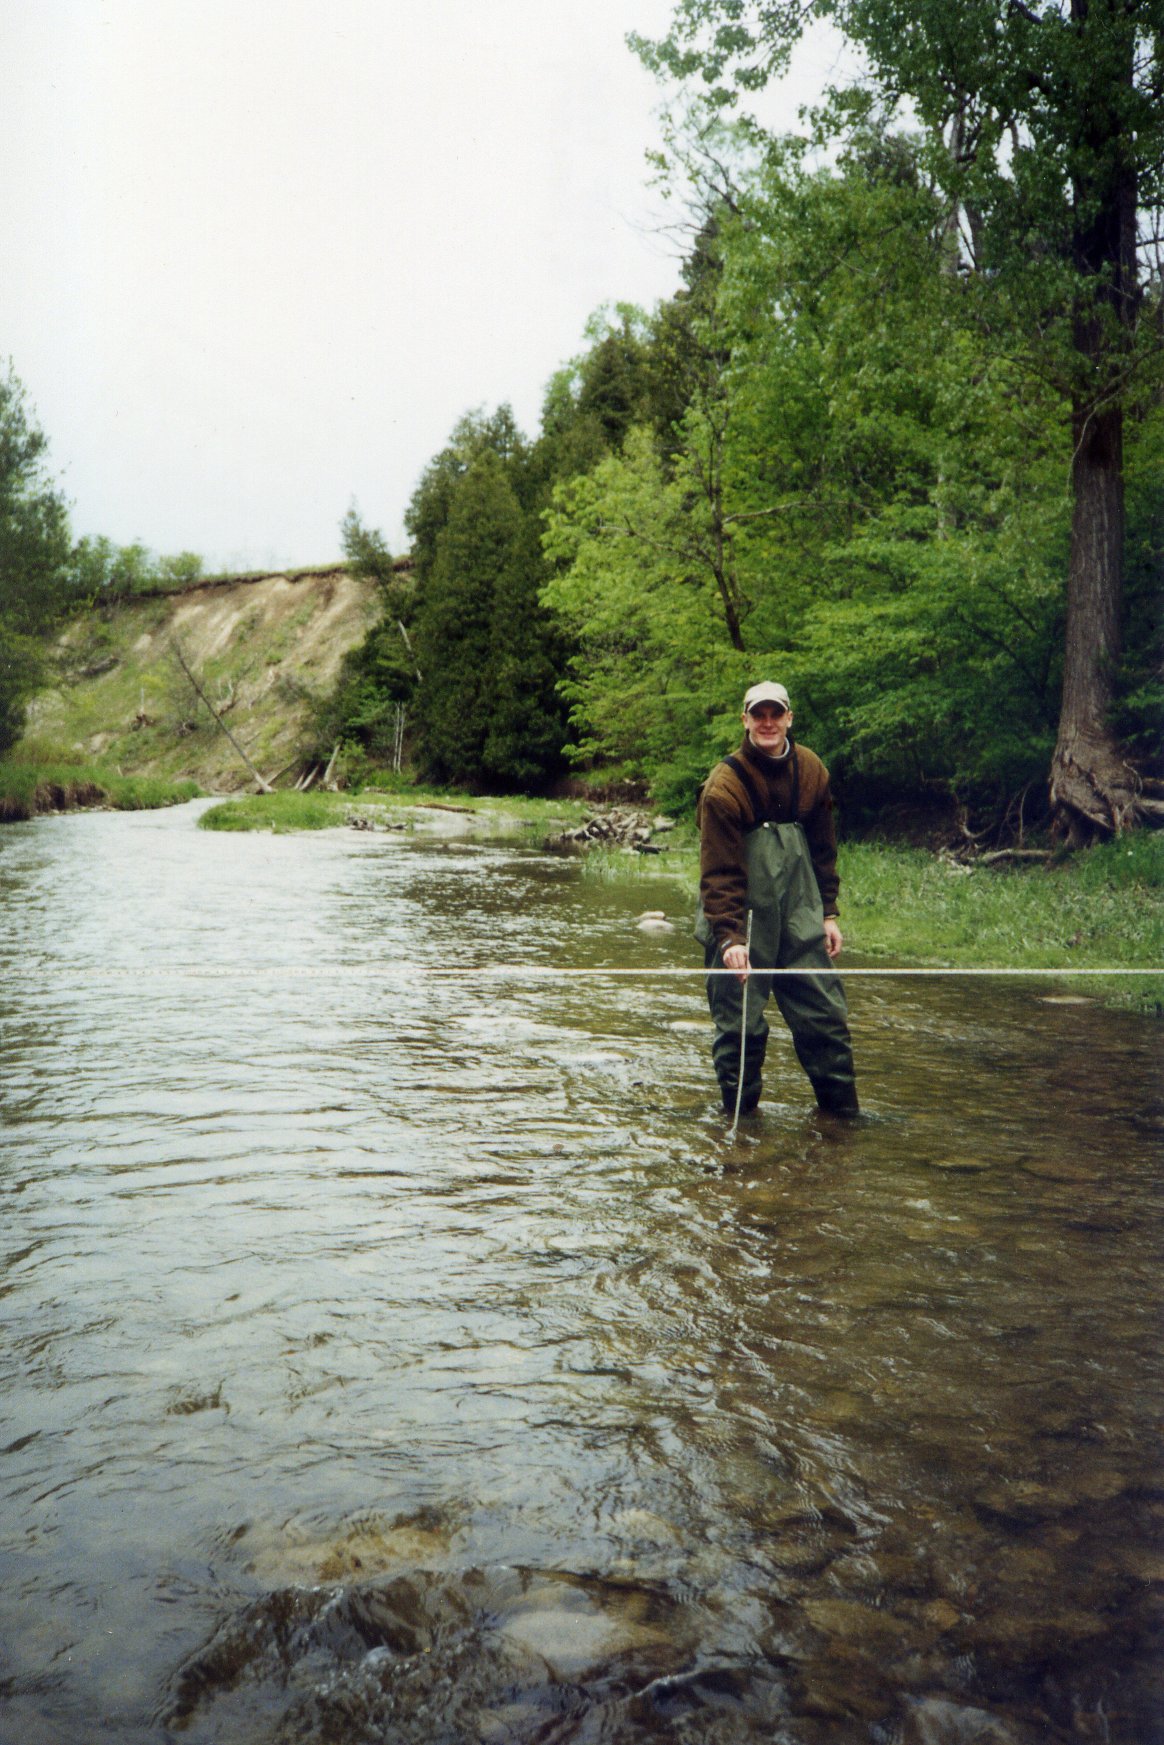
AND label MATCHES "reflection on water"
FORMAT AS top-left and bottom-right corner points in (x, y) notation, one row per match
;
(0, 805), (1160, 1744)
